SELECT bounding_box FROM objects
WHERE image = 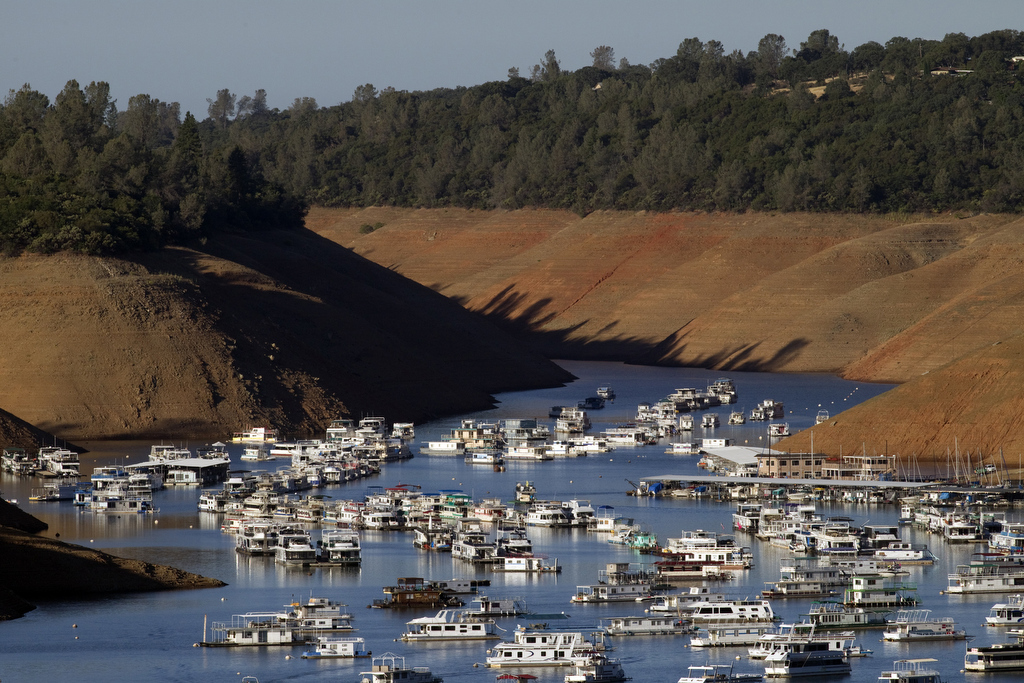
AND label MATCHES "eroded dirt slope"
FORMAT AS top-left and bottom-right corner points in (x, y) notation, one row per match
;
(309, 207), (1024, 459)
(0, 228), (571, 441)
